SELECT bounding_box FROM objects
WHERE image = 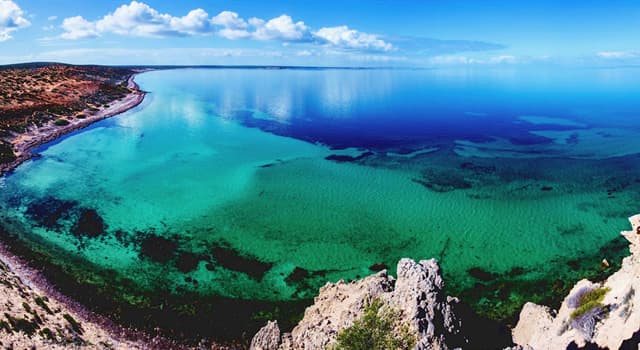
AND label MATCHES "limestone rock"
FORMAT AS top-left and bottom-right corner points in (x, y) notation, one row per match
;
(251, 258), (501, 350)
(513, 214), (640, 350)
(250, 320), (281, 350)
(512, 302), (554, 346)
(385, 258), (466, 350)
